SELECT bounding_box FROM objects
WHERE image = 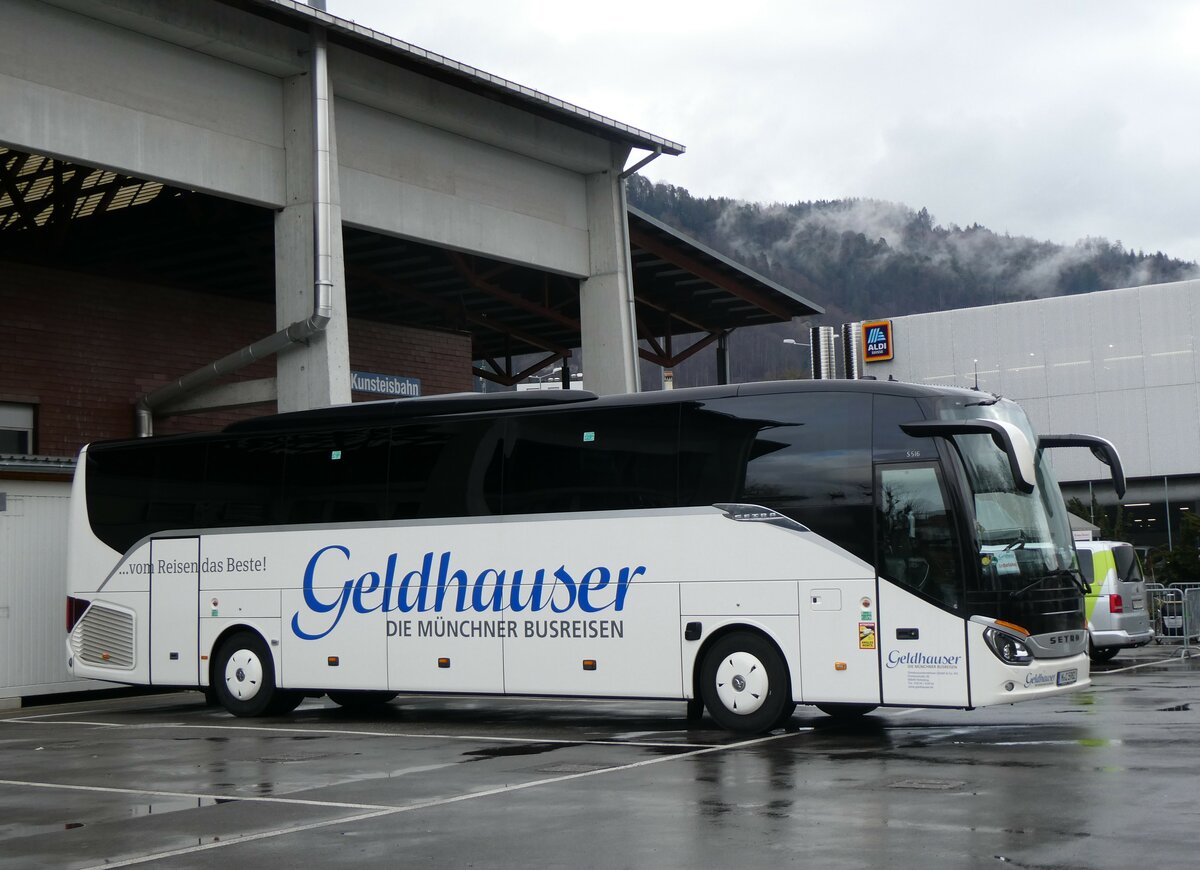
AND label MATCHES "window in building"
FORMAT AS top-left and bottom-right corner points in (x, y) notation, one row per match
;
(0, 403), (34, 454)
